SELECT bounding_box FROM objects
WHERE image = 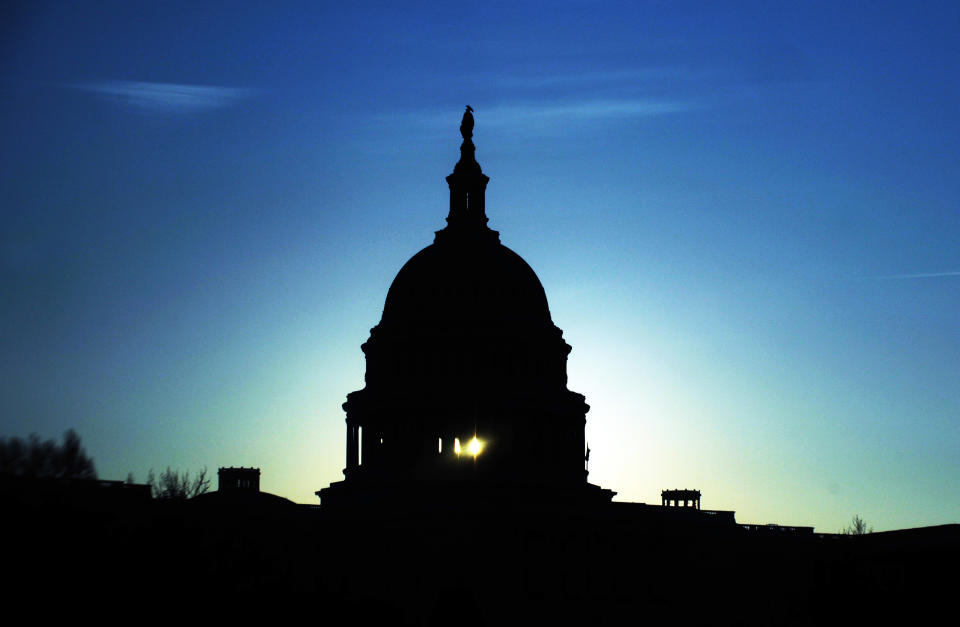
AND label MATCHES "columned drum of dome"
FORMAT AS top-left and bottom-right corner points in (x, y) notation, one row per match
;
(318, 108), (614, 508)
